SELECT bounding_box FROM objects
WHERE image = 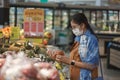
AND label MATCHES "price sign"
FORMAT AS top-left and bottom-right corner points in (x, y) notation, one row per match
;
(24, 9), (44, 37)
